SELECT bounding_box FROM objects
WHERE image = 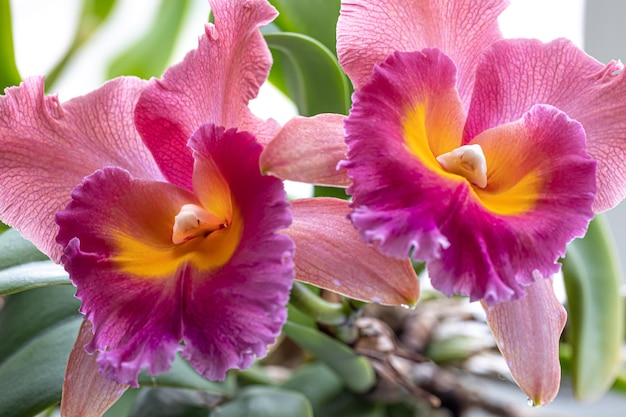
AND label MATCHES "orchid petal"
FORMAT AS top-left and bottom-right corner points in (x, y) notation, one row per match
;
(337, 0), (508, 105)
(182, 125), (294, 380)
(0, 77), (161, 262)
(135, 0), (279, 190)
(286, 198), (419, 306)
(466, 38), (626, 212)
(61, 320), (129, 417)
(260, 113), (350, 187)
(482, 278), (566, 406)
